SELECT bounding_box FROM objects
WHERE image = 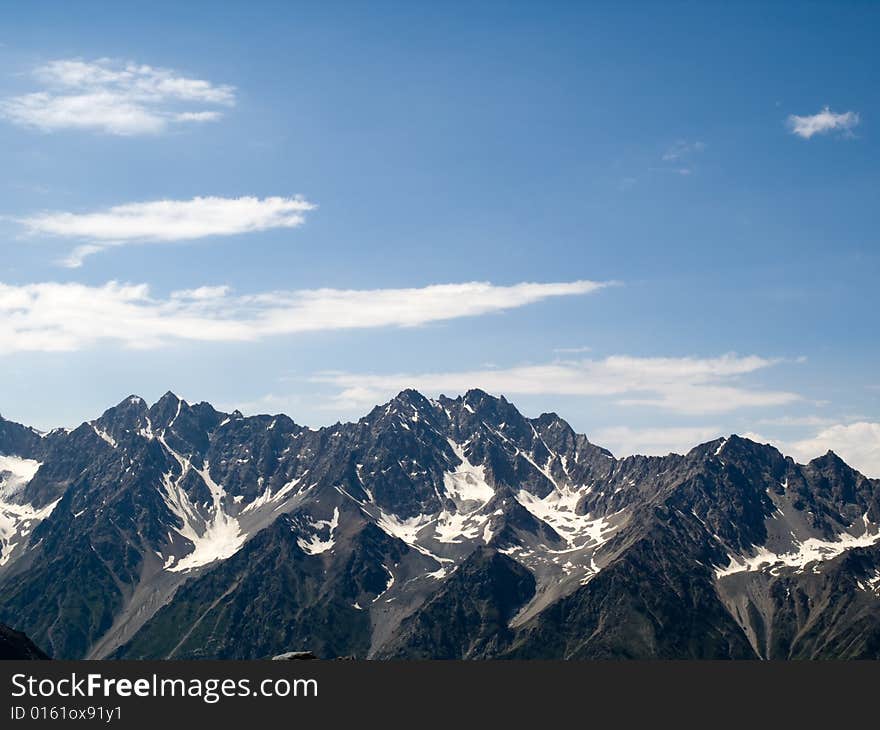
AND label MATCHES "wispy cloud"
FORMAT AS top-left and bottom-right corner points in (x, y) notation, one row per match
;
(0, 58), (235, 135)
(660, 139), (705, 176)
(310, 354), (800, 415)
(552, 345), (592, 354)
(662, 140), (706, 161)
(17, 195), (316, 266)
(589, 425), (723, 458)
(787, 106), (860, 139)
(0, 279), (607, 353)
(755, 415), (835, 427)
